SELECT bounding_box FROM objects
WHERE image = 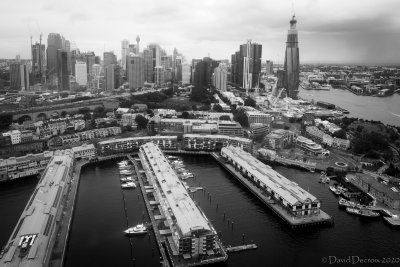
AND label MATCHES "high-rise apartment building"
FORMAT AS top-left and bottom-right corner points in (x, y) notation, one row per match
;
(143, 48), (153, 83)
(75, 61), (87, 86)
(213, 63), (228, 92)
(121, 39), (129, 70)
(57, 50), (71, 90)
(105, 64), (115, 91)
(10, 63), (29, 91)
(283, 15), (300, 99)
(194, 58), (218, 89)
(127, 53), (144, 89)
